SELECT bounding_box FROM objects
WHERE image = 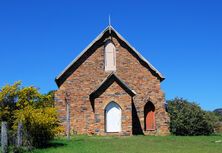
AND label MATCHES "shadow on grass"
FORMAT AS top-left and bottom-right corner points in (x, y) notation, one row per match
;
(37, 138), (85, 149)
(37, 142), (67, 149)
